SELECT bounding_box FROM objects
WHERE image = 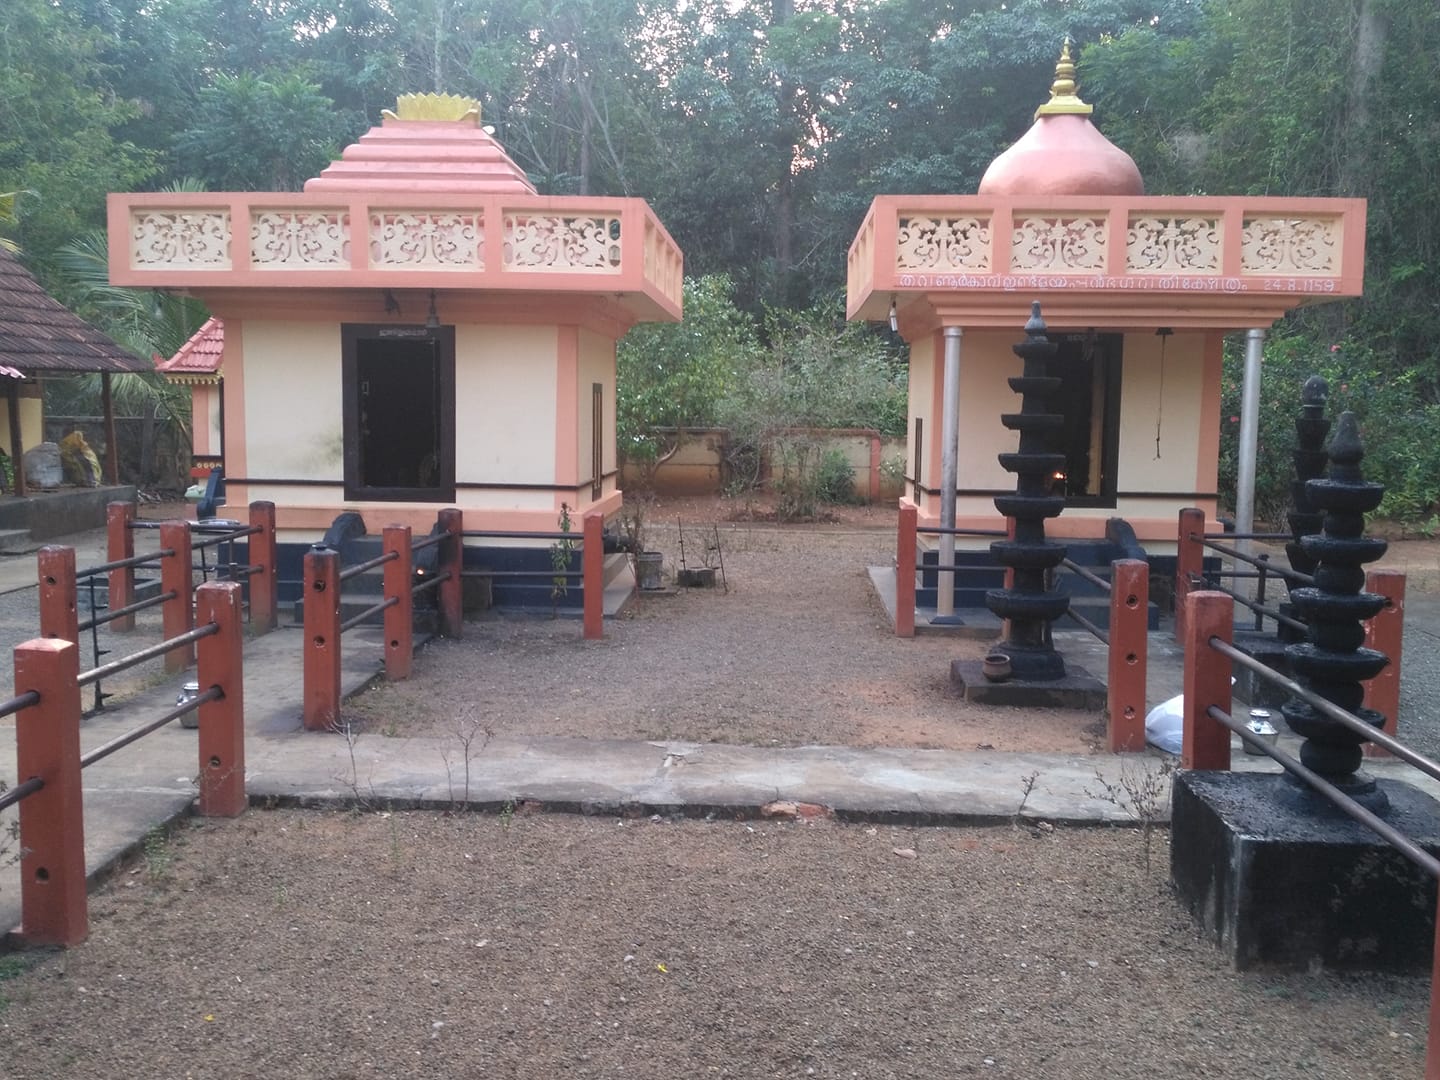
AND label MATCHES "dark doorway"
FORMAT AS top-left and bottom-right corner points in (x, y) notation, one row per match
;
(342, 324), (455, 502)
(1053, 333), (1122, 507)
